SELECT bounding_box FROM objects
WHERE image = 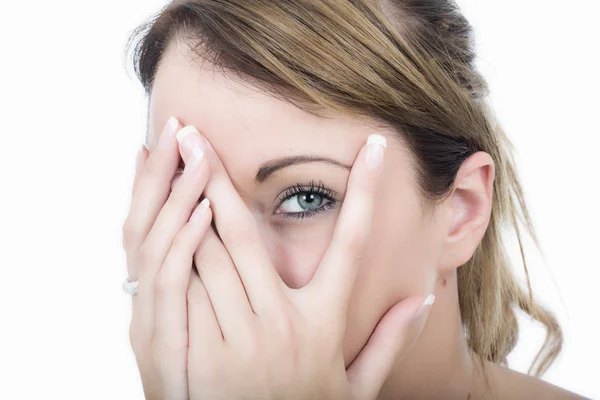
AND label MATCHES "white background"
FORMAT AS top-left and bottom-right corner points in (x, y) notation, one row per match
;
(0, 0), (598, 398)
